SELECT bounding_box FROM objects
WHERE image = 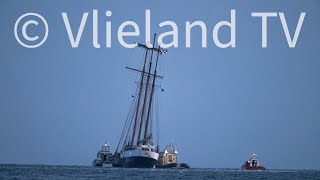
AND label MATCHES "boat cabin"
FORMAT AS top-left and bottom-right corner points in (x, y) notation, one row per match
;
(242, 154), (266, 170)
(92, 142), (113, 166)
(158, 144), (178, 165)
(248, 154), (260, 167)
